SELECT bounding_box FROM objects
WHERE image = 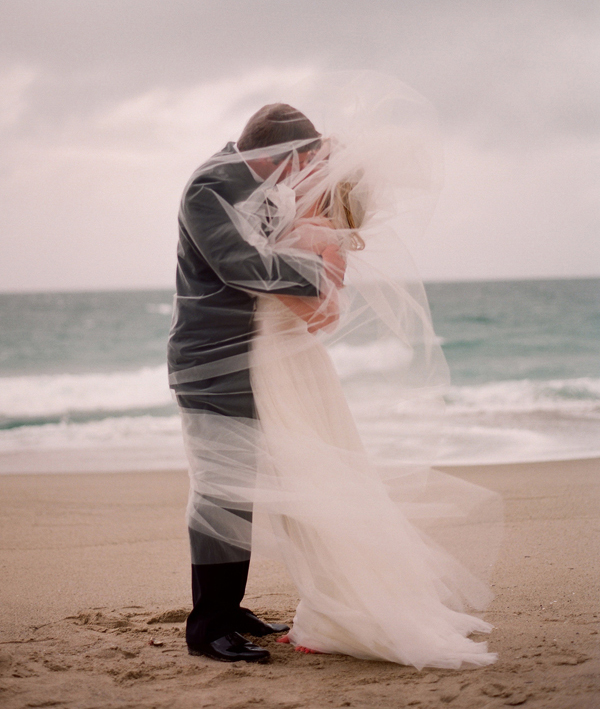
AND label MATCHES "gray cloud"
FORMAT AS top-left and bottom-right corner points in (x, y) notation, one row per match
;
(2, 0), (598, 144)
(0, 0), (598, 290)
